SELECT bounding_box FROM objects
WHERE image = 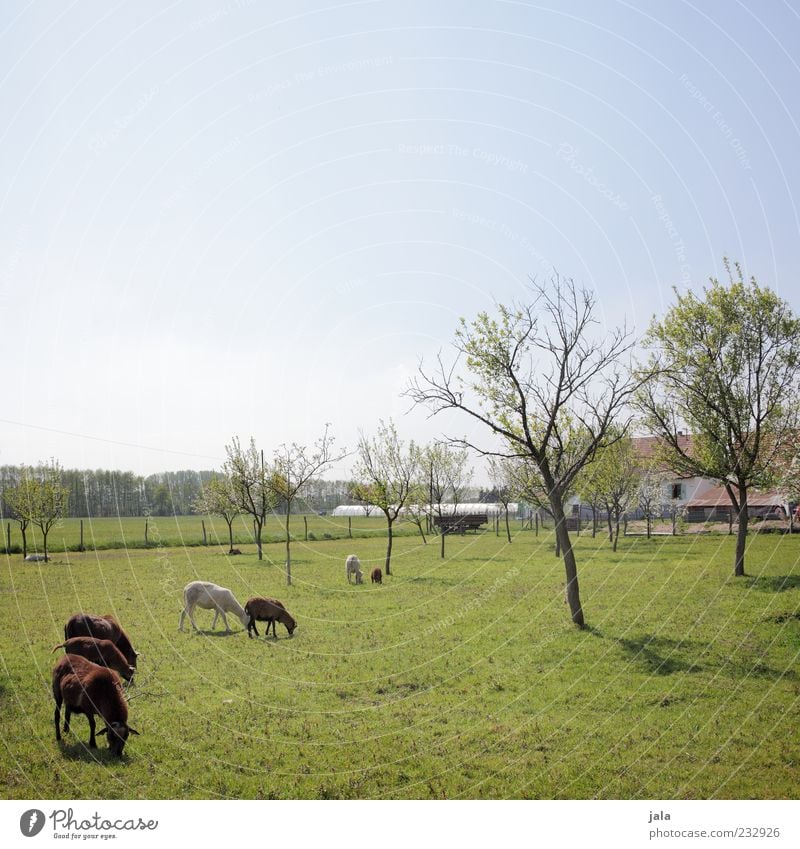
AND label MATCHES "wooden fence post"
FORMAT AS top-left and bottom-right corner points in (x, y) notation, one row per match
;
(7, 522), (11, 552)
(201, 520), (207, 546)
(145, 518), (149, 545)
(535, 513), (539, 536)
(303, 515), (308, 541)
(79, 519), (85, 552)
(348, 516), (352, 538)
